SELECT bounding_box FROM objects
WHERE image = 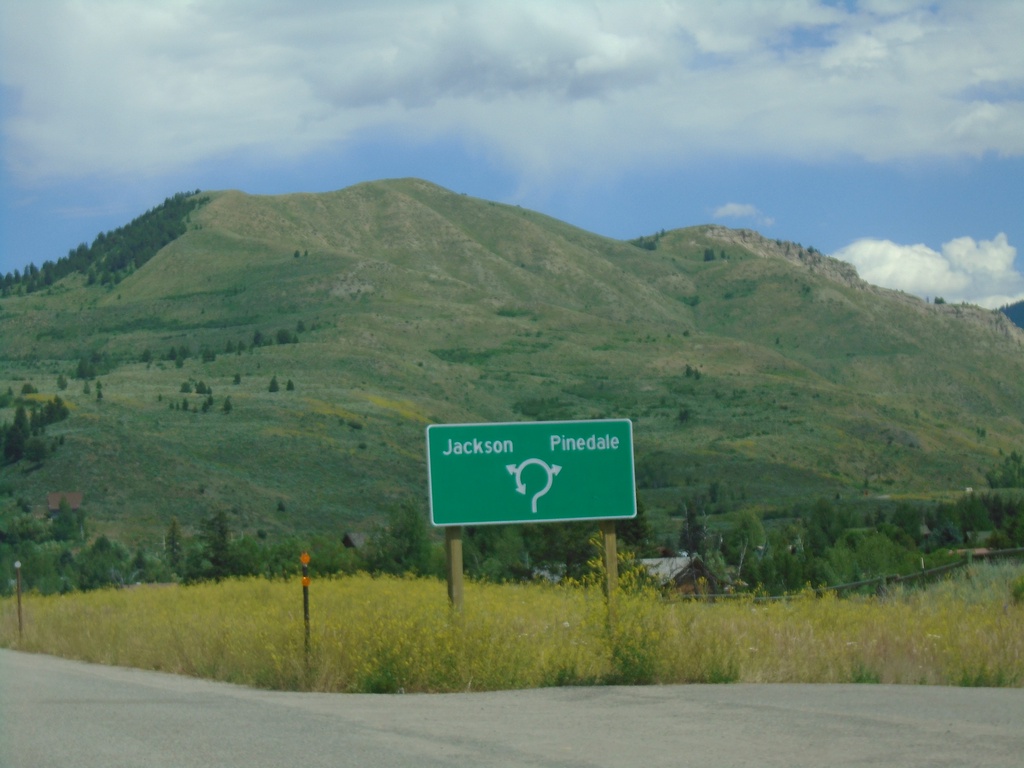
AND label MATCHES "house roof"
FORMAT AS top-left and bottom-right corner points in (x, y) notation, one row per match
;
(642, 556), (725, 594)
(640, 556), (692, 583)
(47, 492), (83, 512)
